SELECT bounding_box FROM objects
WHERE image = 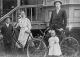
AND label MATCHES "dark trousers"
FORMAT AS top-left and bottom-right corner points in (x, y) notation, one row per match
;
(3, 38), (12, 51)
